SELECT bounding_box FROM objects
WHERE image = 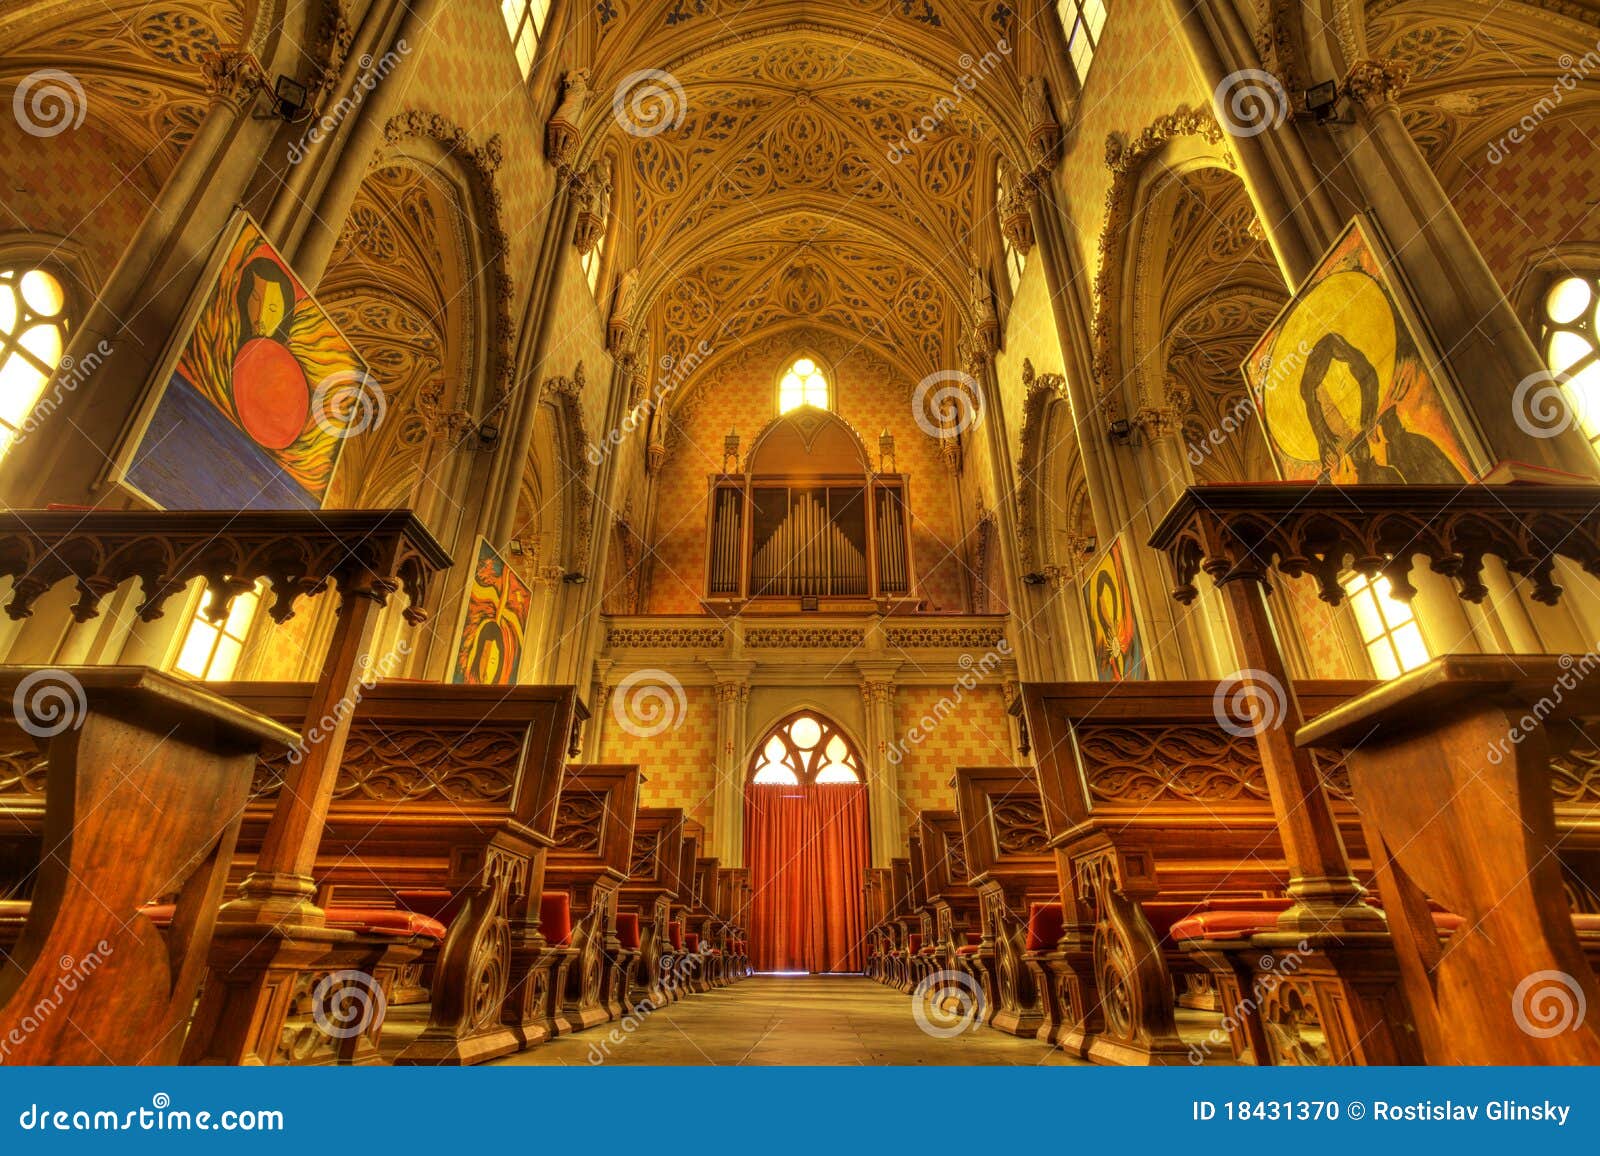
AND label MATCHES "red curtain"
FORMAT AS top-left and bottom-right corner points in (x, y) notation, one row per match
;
(744, 783), (868, 973)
